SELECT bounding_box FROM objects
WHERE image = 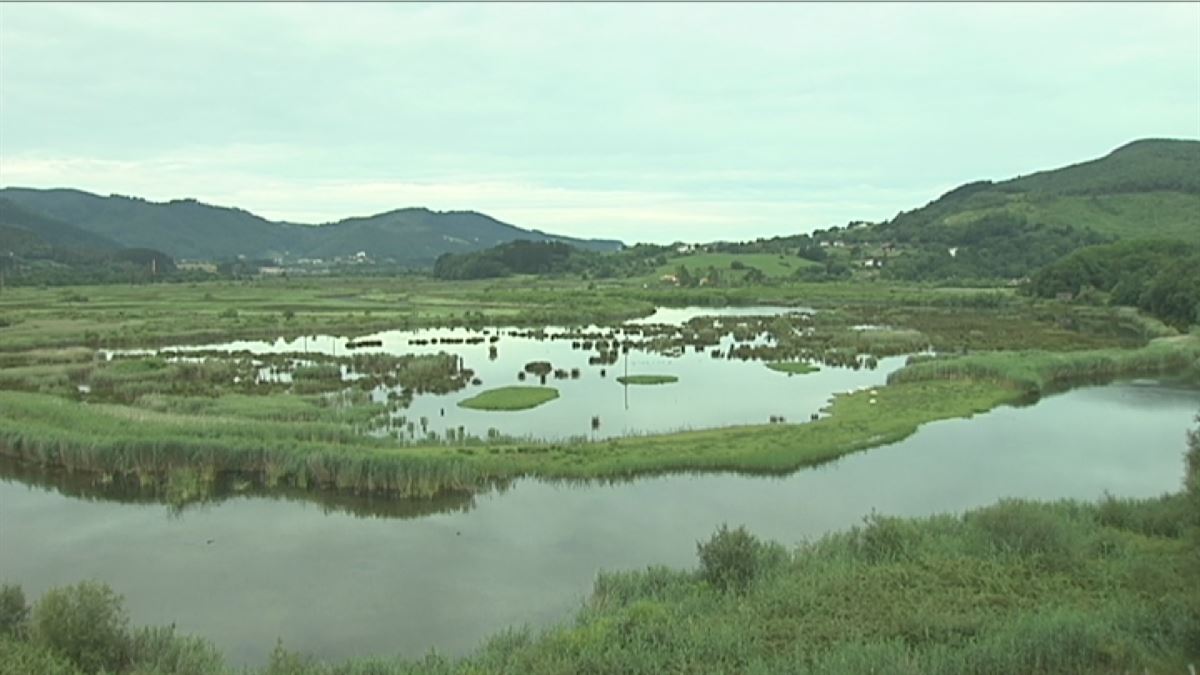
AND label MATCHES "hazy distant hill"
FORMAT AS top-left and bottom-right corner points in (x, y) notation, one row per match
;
(0, 197), (122, 255)
(0, 188), (623, 265)
(877, 139), (1200, 244)
(298, 208), (622, 265)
